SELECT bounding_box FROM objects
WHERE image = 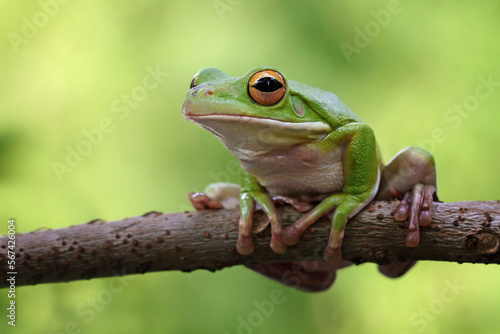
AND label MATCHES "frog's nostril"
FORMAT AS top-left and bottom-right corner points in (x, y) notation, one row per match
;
(206, 89), (214, 96)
